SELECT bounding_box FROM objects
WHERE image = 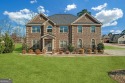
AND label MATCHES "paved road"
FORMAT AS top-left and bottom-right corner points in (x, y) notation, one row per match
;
(104, 43), (125, 56)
